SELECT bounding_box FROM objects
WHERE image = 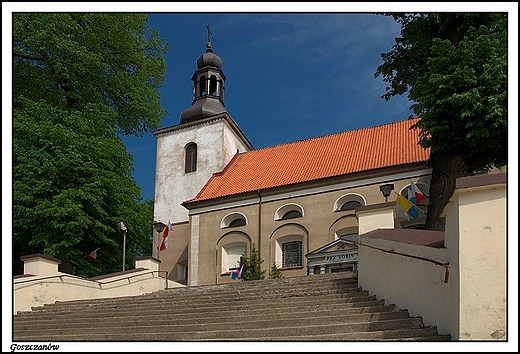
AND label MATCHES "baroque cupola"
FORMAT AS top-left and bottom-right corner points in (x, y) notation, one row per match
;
(180, 27), (227, 124)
